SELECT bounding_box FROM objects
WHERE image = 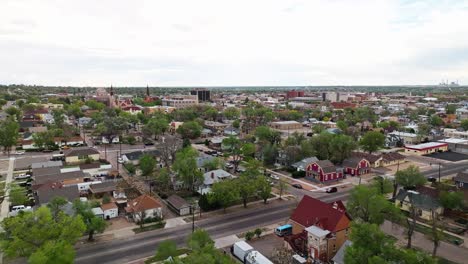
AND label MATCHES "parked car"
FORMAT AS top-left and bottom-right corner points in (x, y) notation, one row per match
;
(428, 177), (437, 183)
(14, 150), (25, 155)
(325, 187), (338, 193)
(117, 157), (124, 164)
(11, 205), (32, 213)
(143, 140), (154, 146)
(14, 173), (31, 180)
(292, 183), (303, 189)
(270, 174), (280, 180)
